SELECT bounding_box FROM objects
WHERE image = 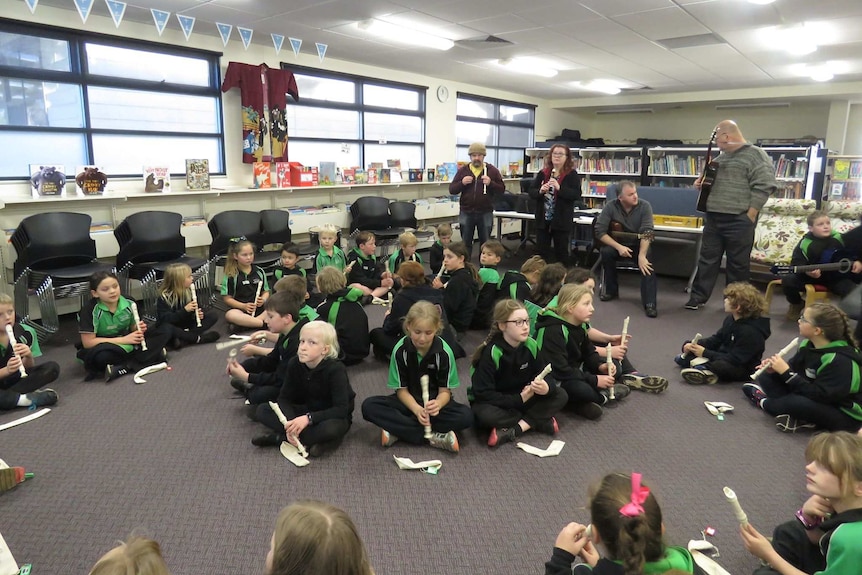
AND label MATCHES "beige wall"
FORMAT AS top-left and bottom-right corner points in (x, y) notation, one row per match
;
(844, 104), (862, 155)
